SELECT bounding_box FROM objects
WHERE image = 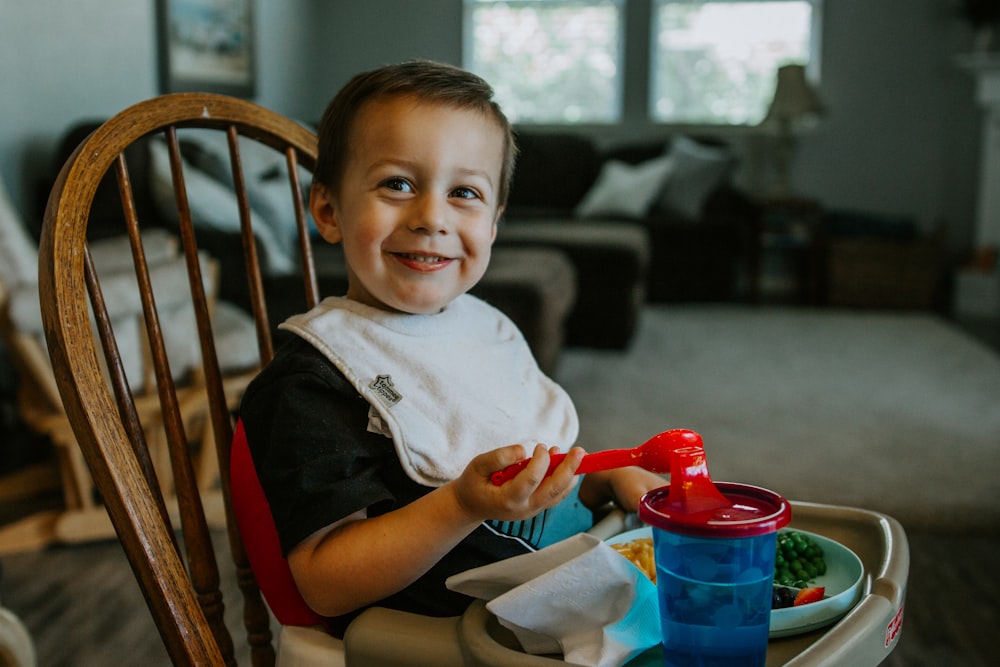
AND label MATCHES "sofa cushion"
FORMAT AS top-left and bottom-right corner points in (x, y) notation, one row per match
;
(499, 220), (650, 288)
(473, 247), (577, 373)
(654, 135), (735, 220)
(573, 155), (674, 220)
(497, 220), (650, 348)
